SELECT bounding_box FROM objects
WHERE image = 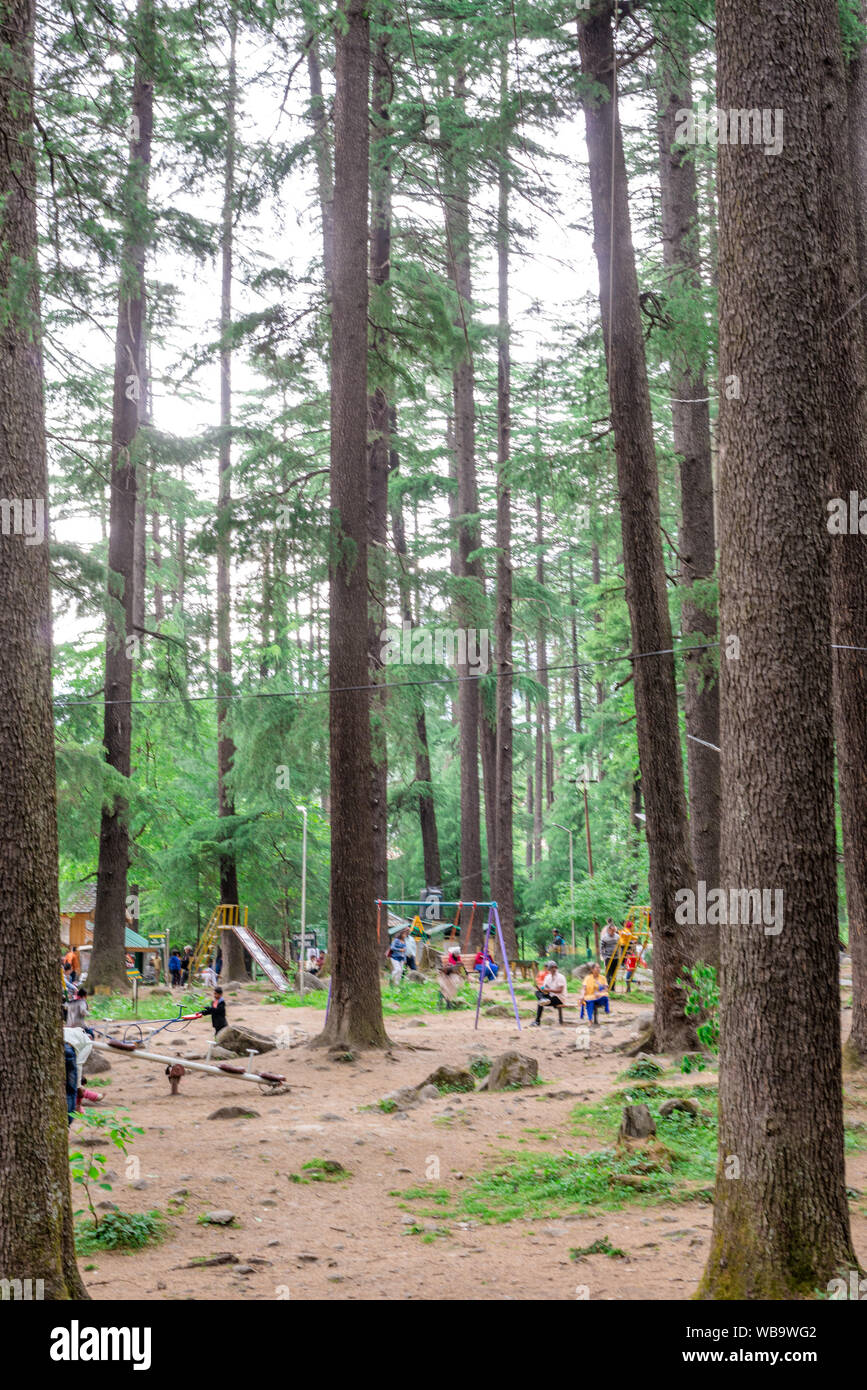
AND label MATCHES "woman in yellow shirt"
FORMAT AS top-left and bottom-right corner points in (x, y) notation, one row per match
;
(582, 963), (610, 1025)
